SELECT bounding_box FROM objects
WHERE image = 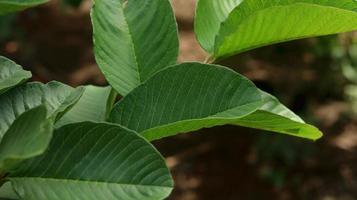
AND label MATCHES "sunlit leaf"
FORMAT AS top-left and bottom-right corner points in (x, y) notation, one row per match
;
(195, 0), (357, 59)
